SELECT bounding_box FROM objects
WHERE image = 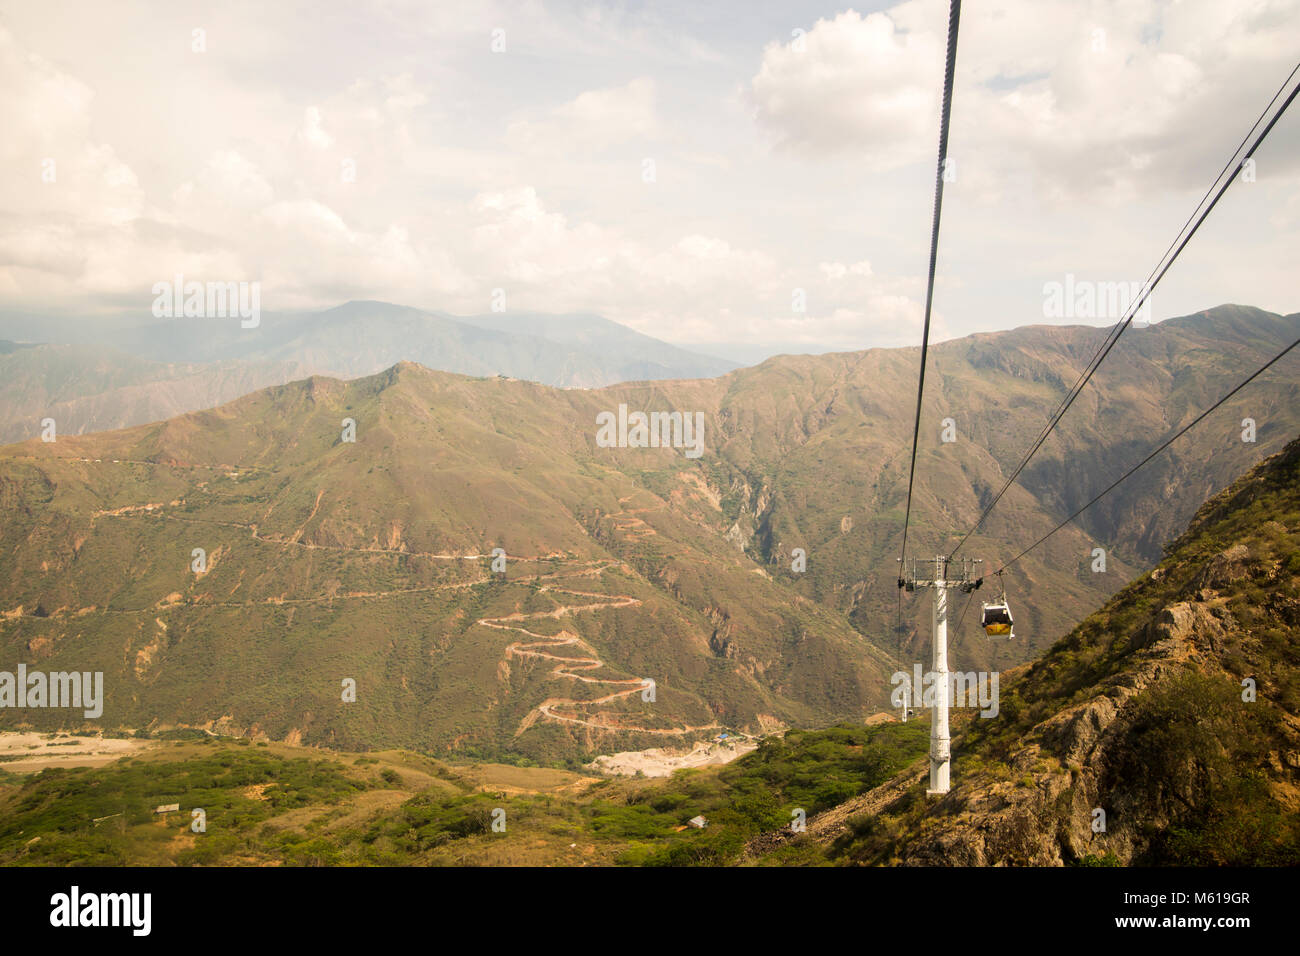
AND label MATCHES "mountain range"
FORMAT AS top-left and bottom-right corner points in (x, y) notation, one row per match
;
(0, 301), (737, 443)
(0, 304), (1295, 761)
